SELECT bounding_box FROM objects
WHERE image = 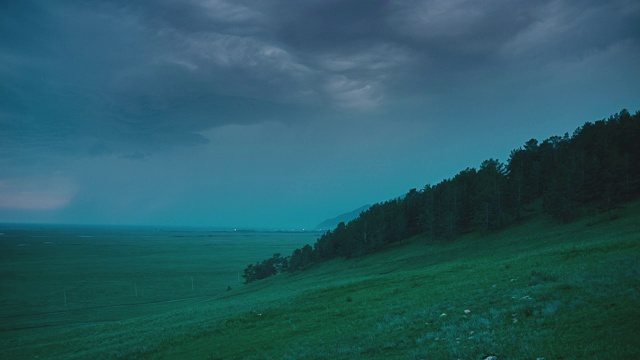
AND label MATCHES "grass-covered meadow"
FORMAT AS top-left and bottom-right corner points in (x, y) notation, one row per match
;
(192, 202), (640, 360)
(0, 227), (317, 358)
(1, 202), (639, 359)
